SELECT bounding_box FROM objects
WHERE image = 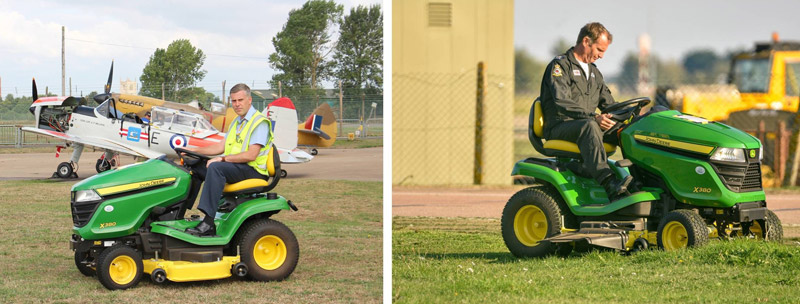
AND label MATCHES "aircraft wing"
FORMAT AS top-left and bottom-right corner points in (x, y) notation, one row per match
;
(298, 128), (331, 140)
(20, 127), (165, 159)
(277, 147), (313, 164)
